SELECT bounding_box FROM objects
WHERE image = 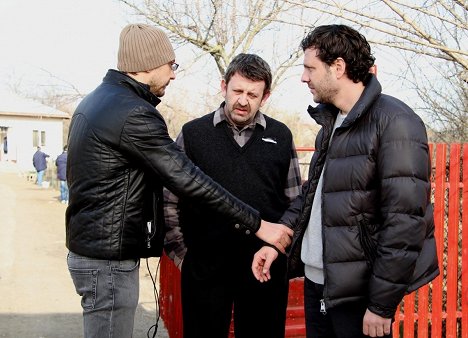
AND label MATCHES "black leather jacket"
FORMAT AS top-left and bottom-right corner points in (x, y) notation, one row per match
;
(281, 75), (439, 318)
(66, 70), (260, 260)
